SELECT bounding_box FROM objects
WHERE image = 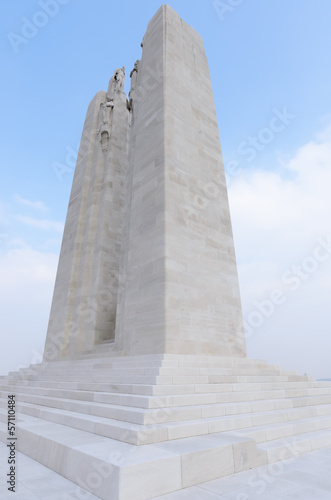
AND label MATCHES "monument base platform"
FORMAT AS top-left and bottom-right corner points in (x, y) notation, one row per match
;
(1, 354), (331, 499)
